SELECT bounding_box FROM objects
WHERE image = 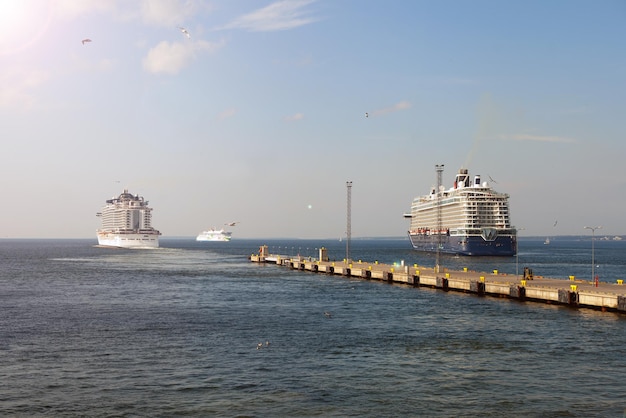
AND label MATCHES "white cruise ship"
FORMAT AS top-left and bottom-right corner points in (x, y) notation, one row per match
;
(404, 167), (516, 256)
(196, 228), (232, 242)
(96, 189), (161, 248)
